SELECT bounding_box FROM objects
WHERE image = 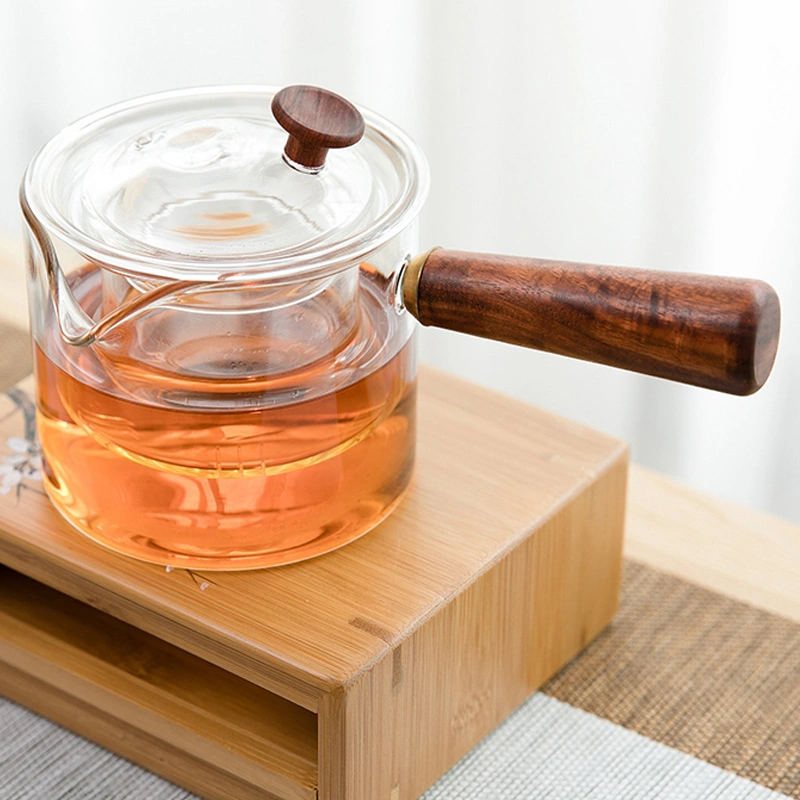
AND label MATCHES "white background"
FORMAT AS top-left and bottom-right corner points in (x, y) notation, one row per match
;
(1, 0), (798, 522)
